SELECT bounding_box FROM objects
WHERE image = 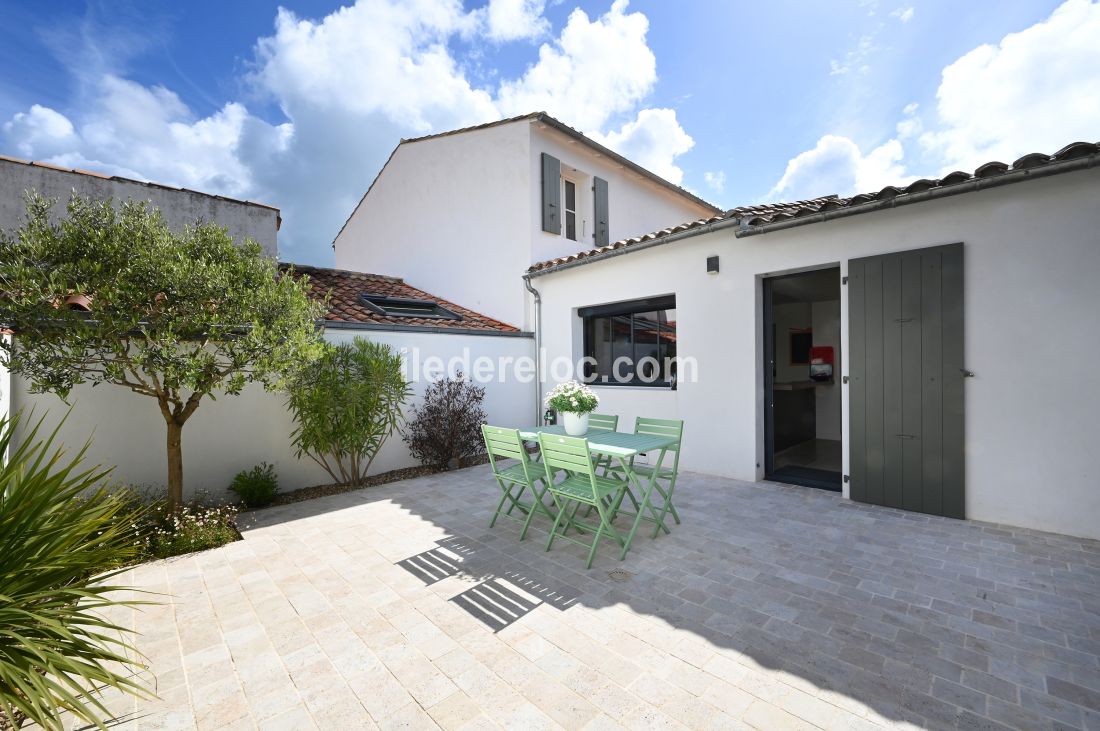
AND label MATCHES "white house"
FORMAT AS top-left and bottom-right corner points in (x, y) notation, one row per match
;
(524, 141), (1100, 541)
(333, 112), (720, 327)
